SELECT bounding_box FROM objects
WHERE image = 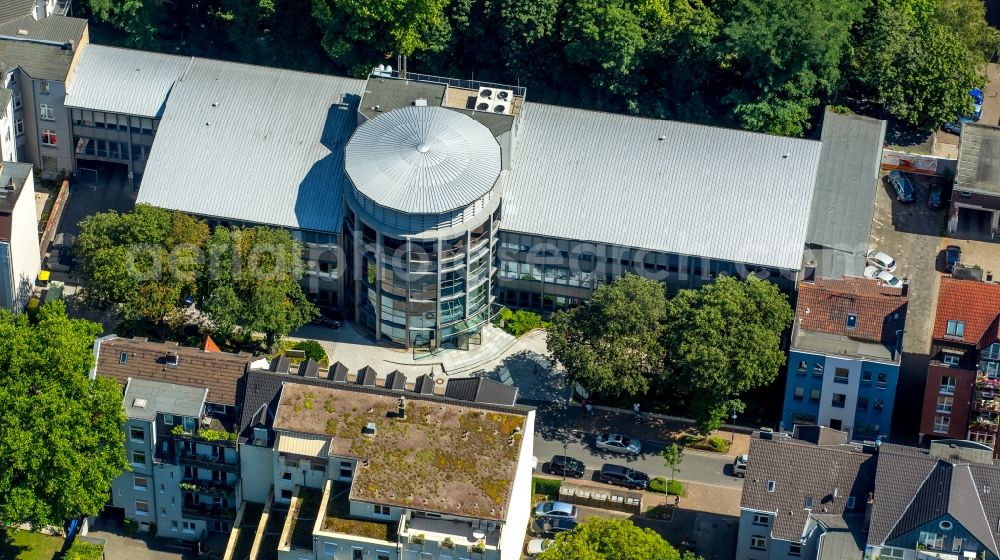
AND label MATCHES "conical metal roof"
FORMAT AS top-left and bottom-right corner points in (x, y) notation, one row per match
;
(345, 106), (501, 214)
